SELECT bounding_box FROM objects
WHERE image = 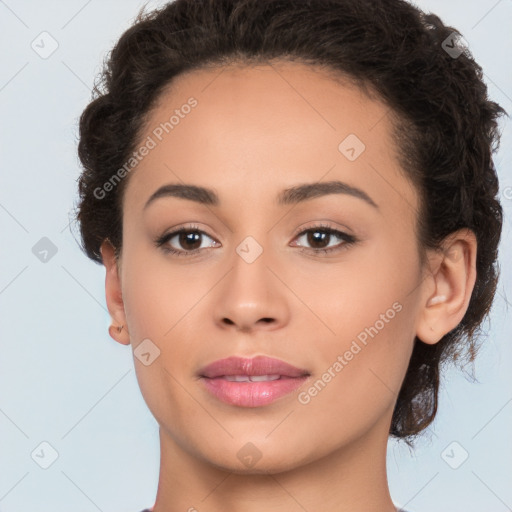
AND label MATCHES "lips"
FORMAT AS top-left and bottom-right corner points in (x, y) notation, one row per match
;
(198, 356), (310, 407)
(199, 355), (309, 379)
